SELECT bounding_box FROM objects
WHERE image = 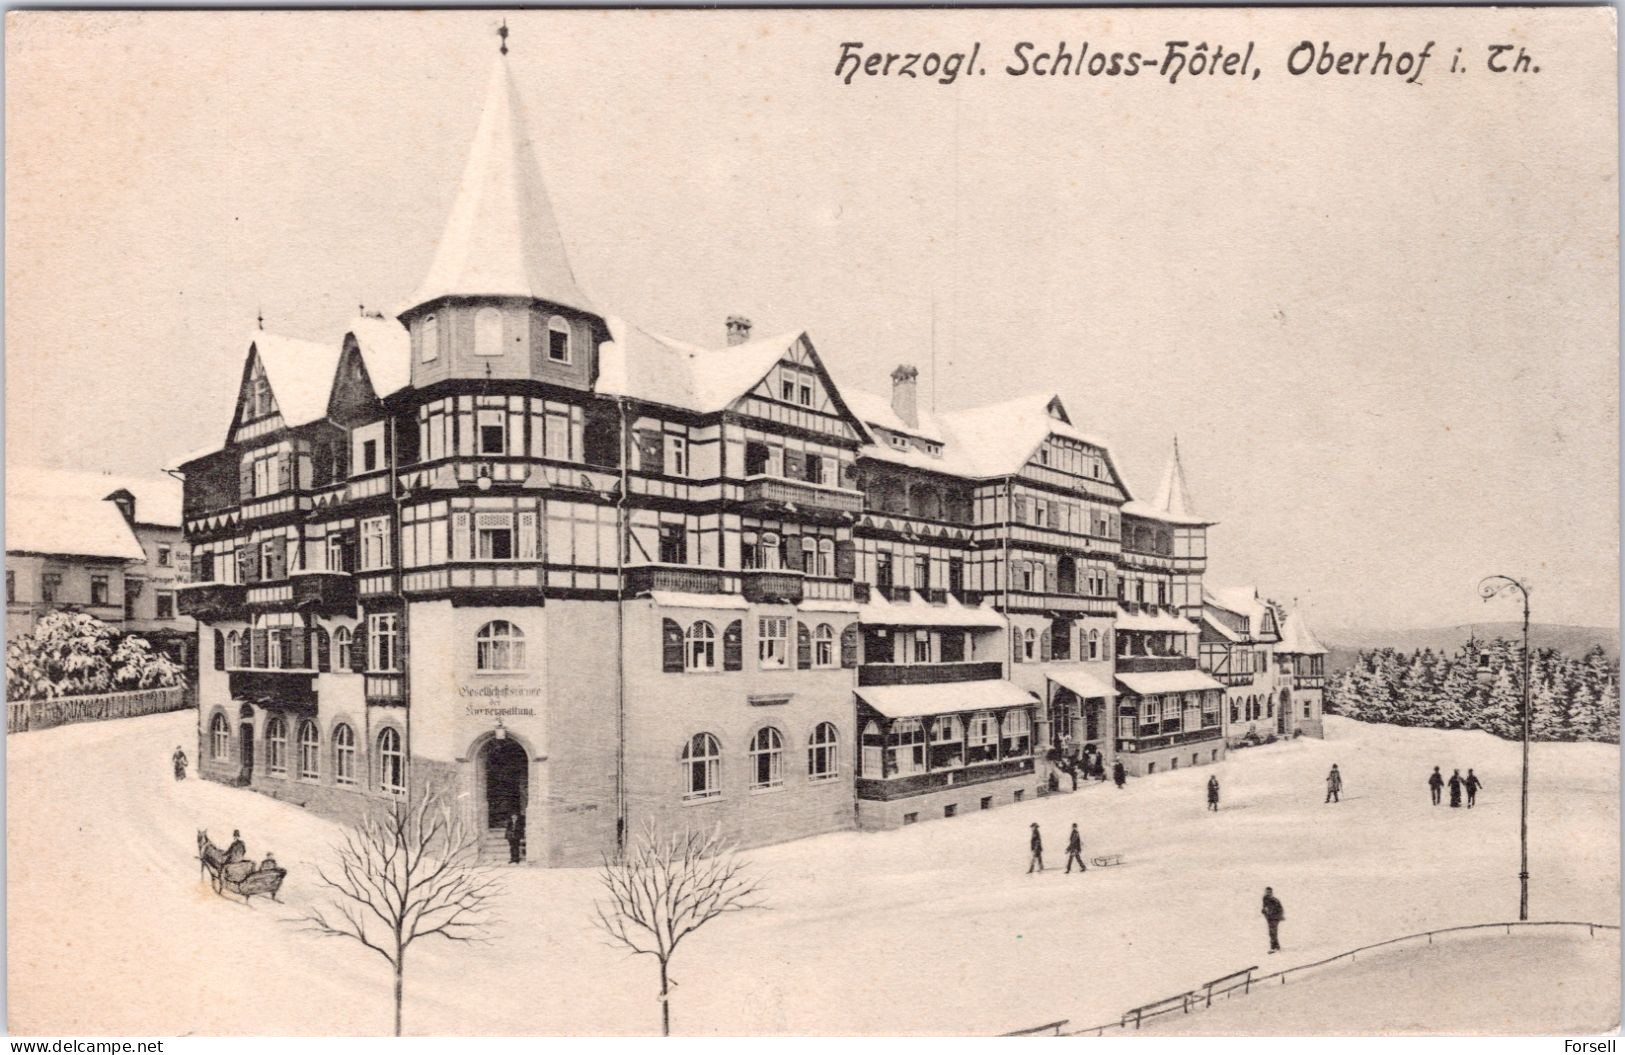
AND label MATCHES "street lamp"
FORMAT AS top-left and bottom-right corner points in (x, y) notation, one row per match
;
(1478, 574), (1532, 921)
